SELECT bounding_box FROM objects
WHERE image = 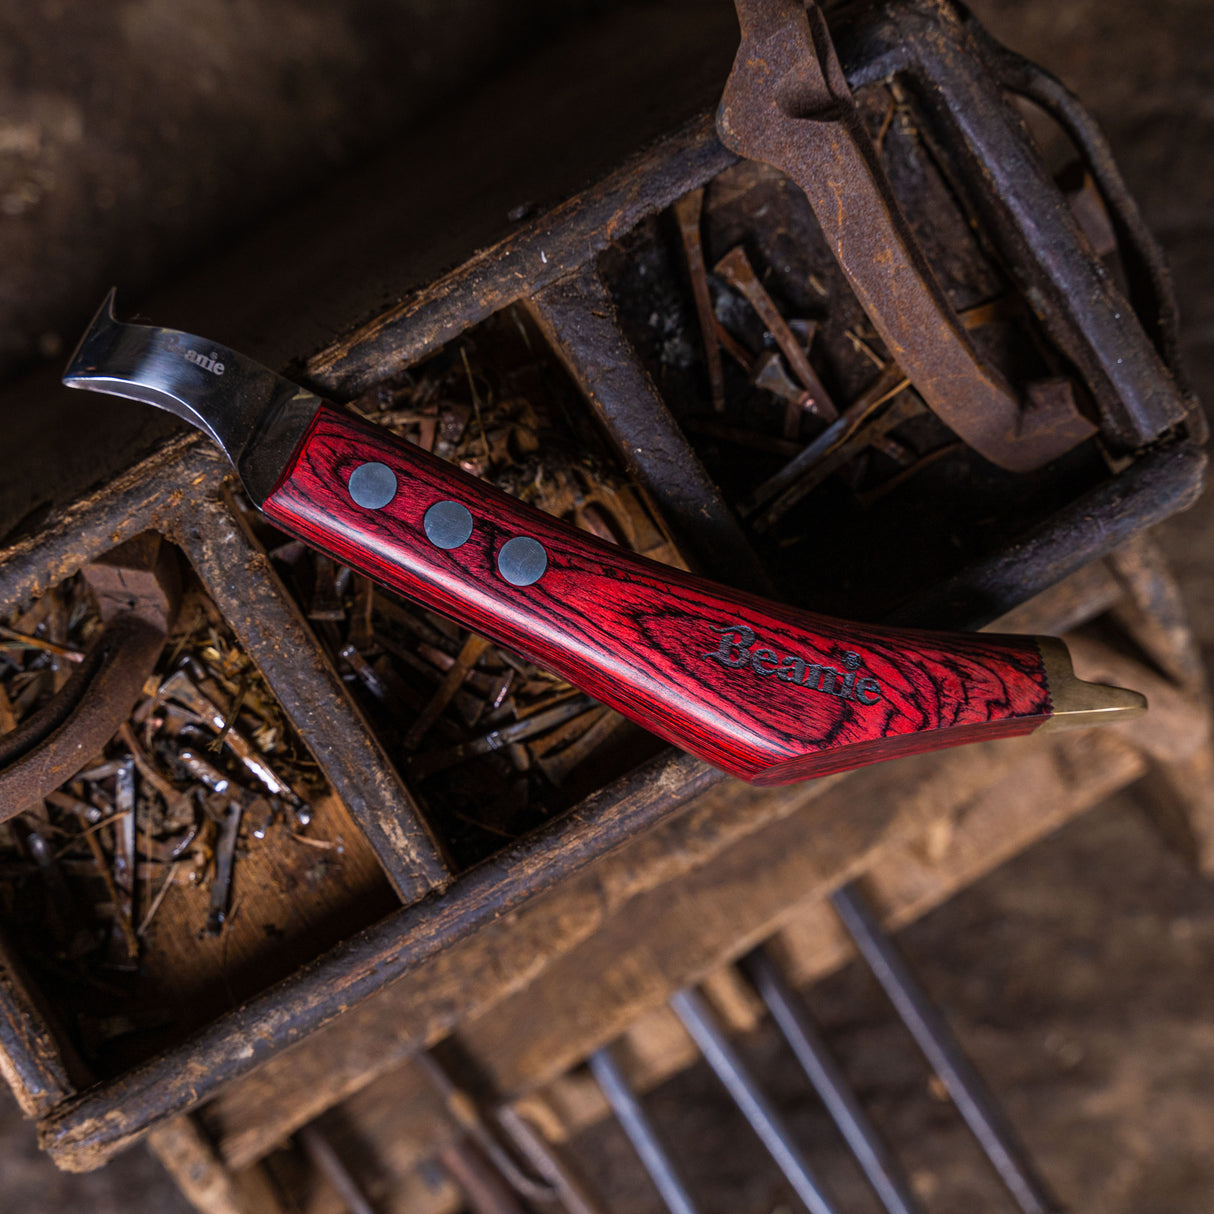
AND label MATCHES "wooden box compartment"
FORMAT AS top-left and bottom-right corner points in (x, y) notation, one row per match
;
(600, 157), (1114, 623)
(0, 540), (400, 1084)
